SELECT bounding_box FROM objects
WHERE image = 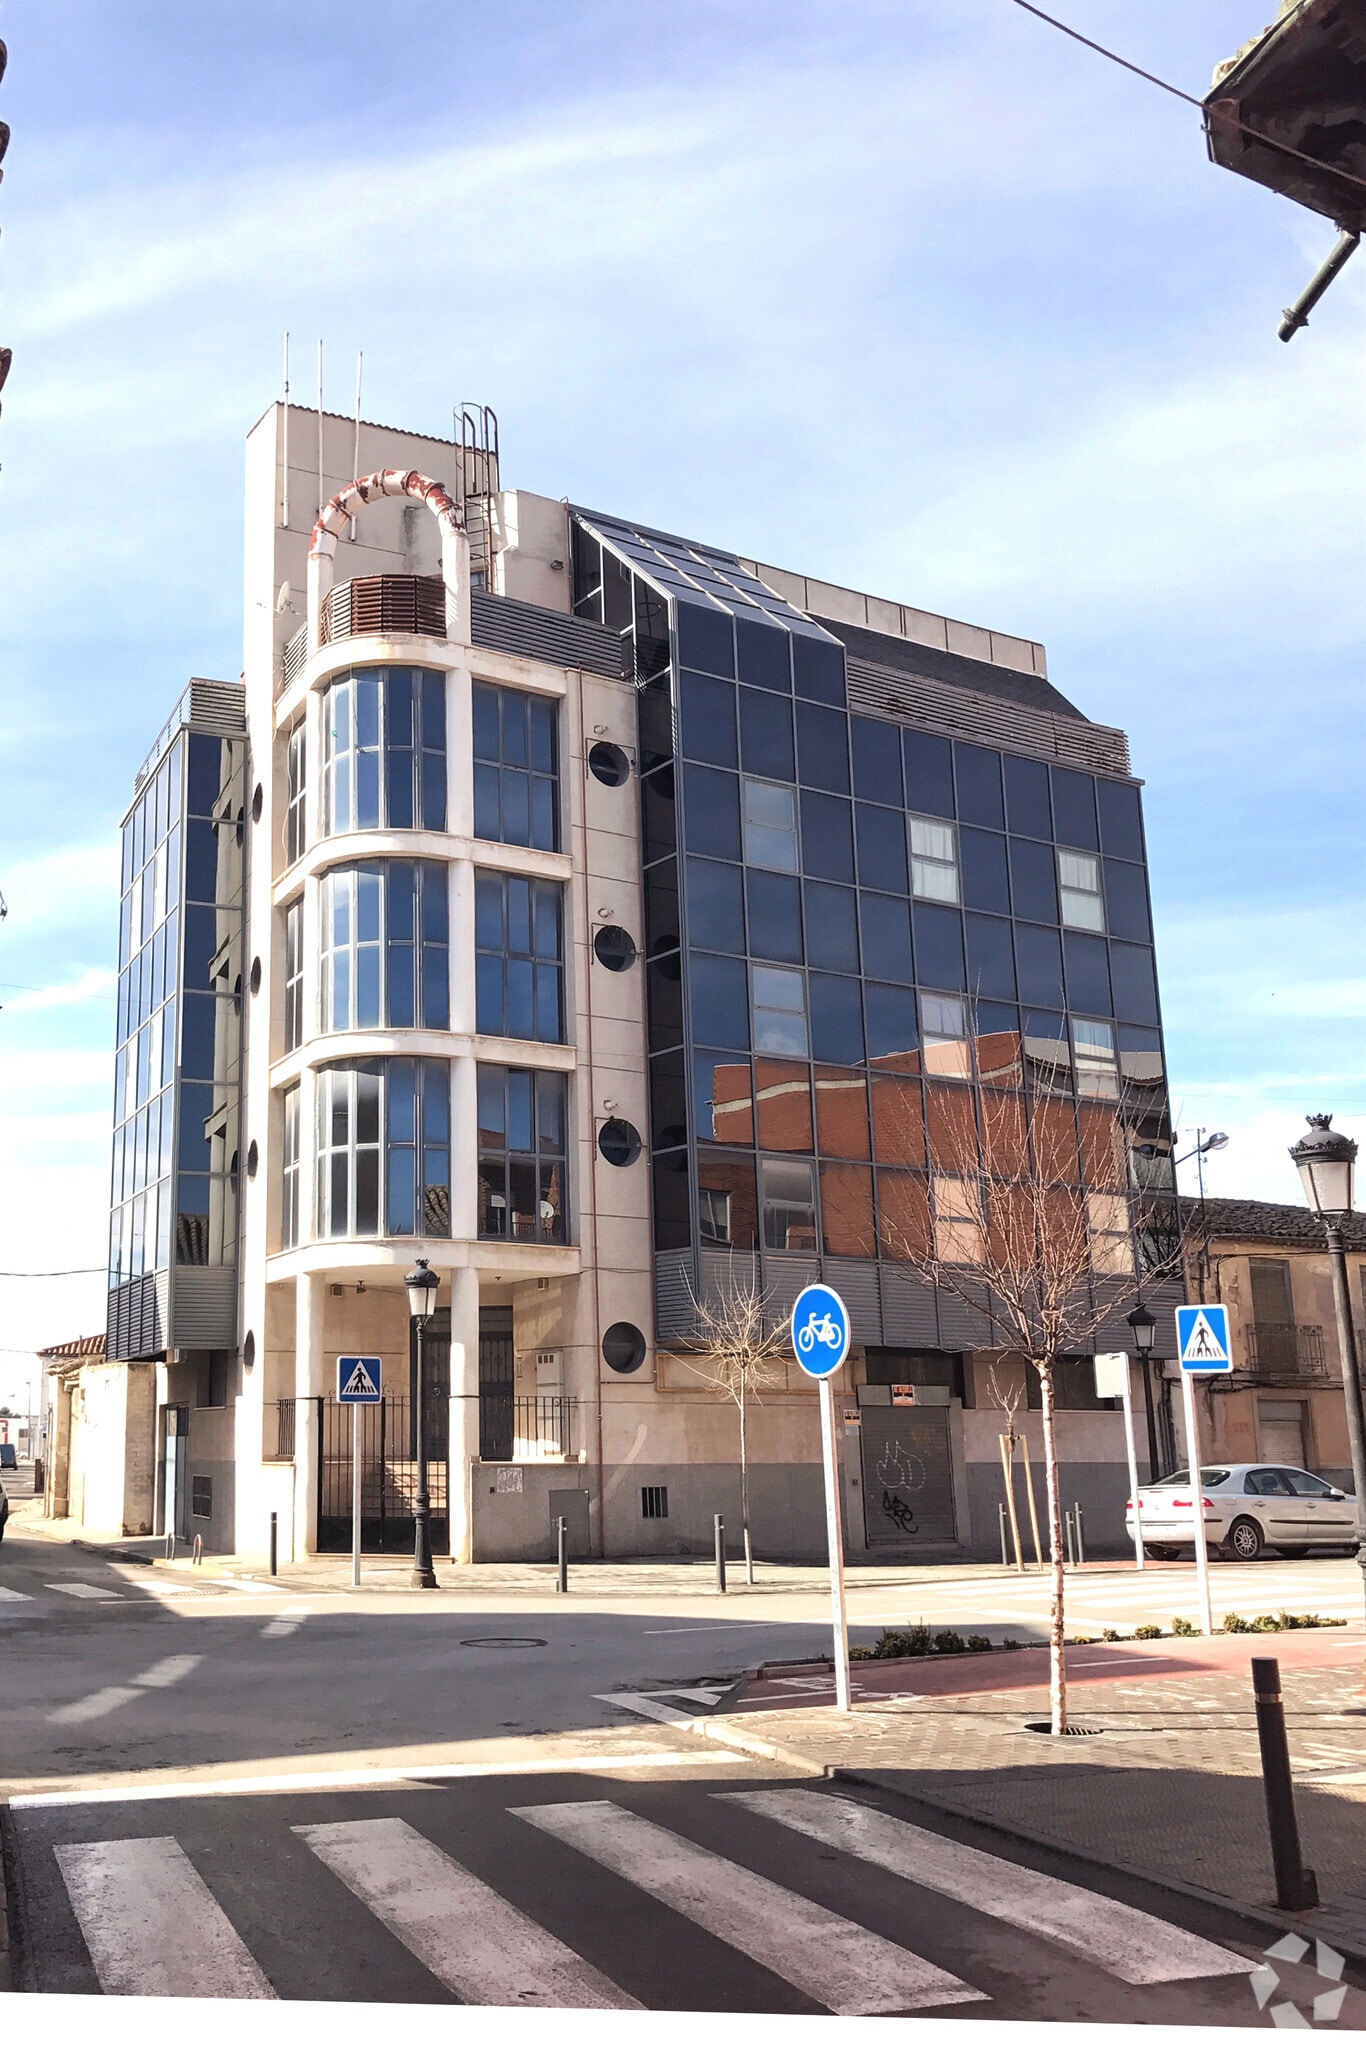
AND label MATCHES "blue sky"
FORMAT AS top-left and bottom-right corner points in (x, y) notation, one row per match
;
(1, 0), (1362, 1398)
